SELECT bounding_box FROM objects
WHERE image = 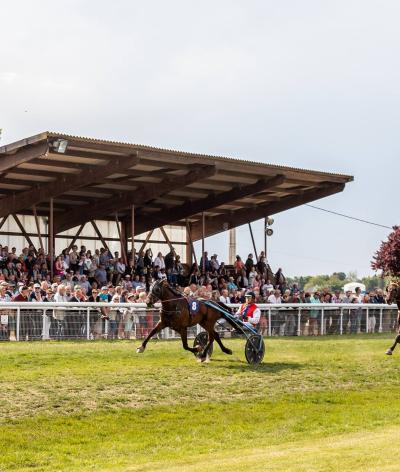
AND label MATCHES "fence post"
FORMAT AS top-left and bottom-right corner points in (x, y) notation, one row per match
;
(297, 307), (301, 336)
(366, 307), (369, 334)
(321, 307), (324, 336)
(379, 308), (383, 333)
(268, 307), (272, 337)
(86, 307), (90, 340)
(340, 308), (343, 335)
(16, 307), (20, 341)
